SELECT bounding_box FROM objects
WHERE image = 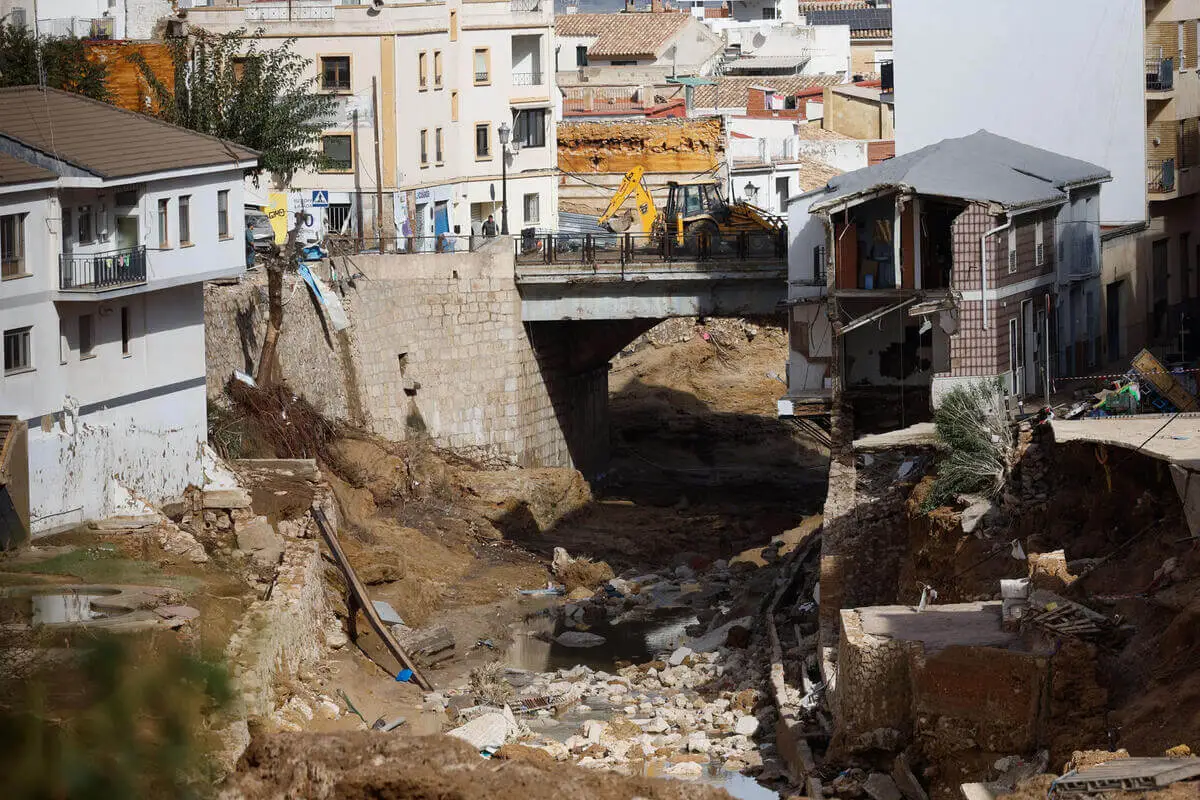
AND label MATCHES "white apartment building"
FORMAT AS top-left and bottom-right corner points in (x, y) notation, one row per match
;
(0, 0), (171, 39)
(192, 0), (558, 242)
(895, 0), (1200, 365)
(0, 87), (255, 534)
